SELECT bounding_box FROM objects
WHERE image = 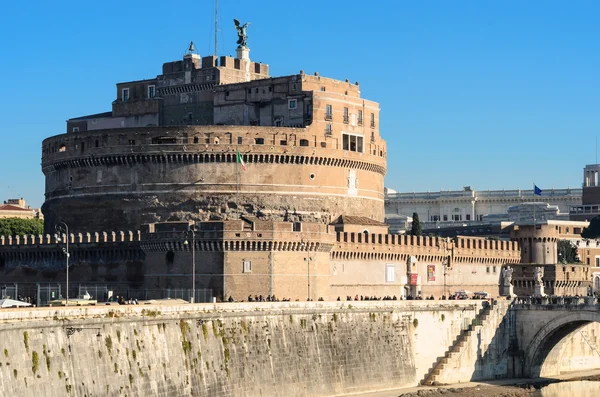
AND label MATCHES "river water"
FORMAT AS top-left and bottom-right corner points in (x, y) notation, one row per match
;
(532, 381), (600, 396)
